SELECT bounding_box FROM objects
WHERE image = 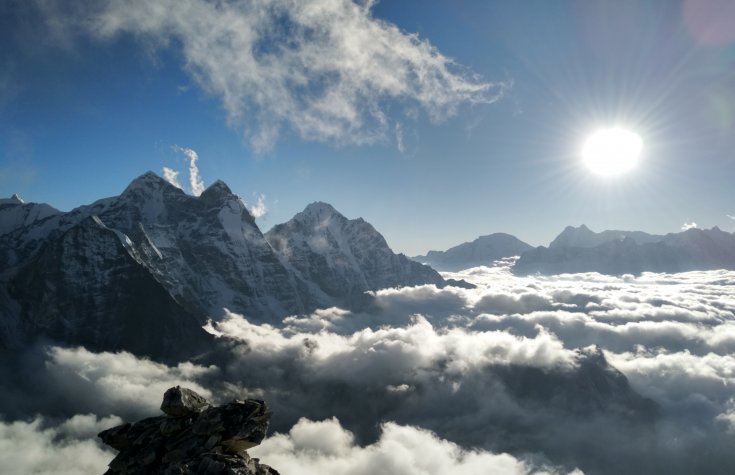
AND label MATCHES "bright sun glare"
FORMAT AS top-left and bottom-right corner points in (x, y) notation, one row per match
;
(581, 127), (643, 176)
